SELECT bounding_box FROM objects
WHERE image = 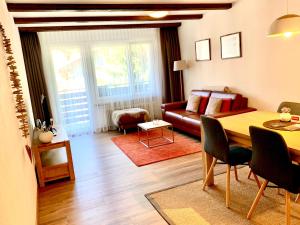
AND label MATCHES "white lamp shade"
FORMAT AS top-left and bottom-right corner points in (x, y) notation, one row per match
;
(173, 60), (187, 71)
(268, 14), (300, 37)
